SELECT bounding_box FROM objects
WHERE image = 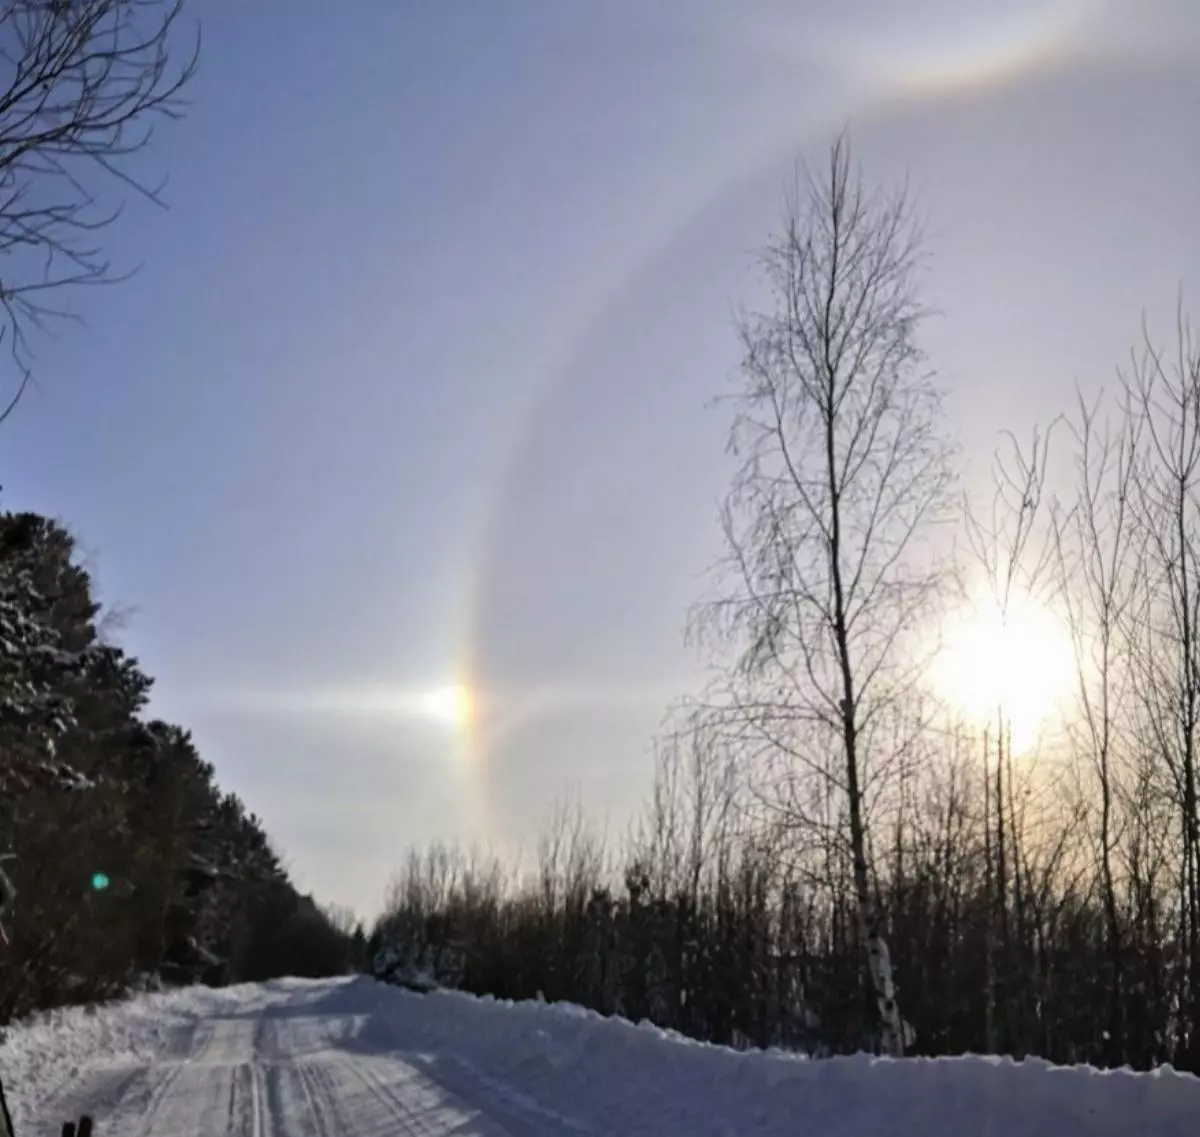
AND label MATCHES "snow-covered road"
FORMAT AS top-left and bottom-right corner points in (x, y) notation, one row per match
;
(22, 981), (565, 1137)
(3, 976), (1199, 1136)
(79, 1018), (527, 1137)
